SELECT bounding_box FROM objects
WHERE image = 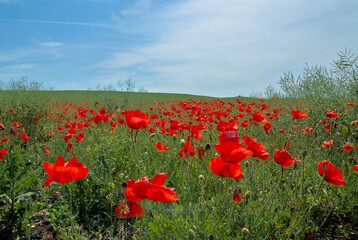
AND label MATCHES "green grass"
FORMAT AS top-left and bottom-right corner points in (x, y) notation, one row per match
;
(0, 90), (357, 239)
